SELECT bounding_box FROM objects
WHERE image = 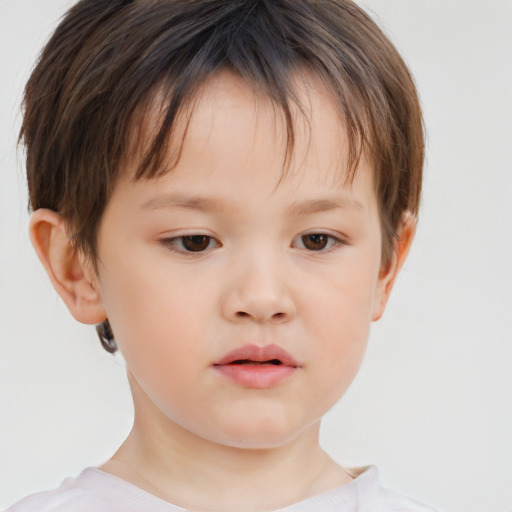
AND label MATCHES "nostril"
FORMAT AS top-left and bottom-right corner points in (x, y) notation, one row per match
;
(233, 311), (288, 322)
